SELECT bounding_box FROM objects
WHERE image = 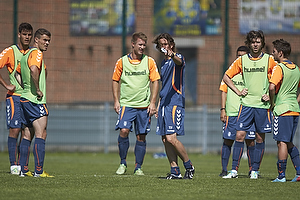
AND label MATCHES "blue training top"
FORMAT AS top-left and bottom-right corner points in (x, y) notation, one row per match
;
(159, 53), (185, 107)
